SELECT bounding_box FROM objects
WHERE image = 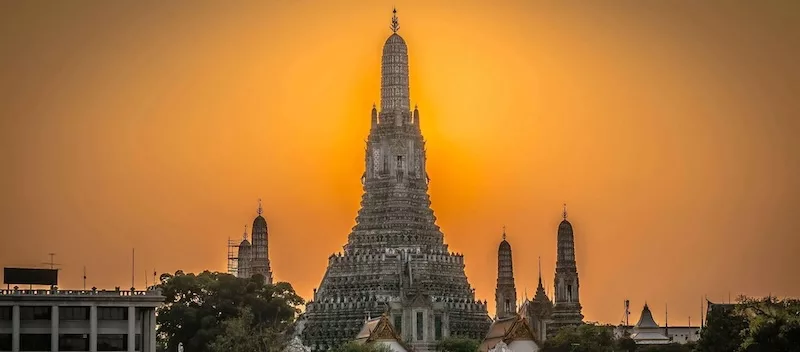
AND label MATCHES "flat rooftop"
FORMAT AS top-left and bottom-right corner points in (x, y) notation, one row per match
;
(0, 288), (164, 305)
